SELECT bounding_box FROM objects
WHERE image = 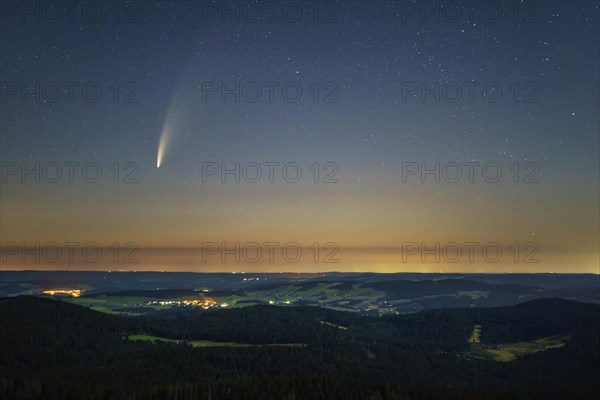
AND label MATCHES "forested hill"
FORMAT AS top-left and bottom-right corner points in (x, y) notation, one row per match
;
(0, 296), (598, 400)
